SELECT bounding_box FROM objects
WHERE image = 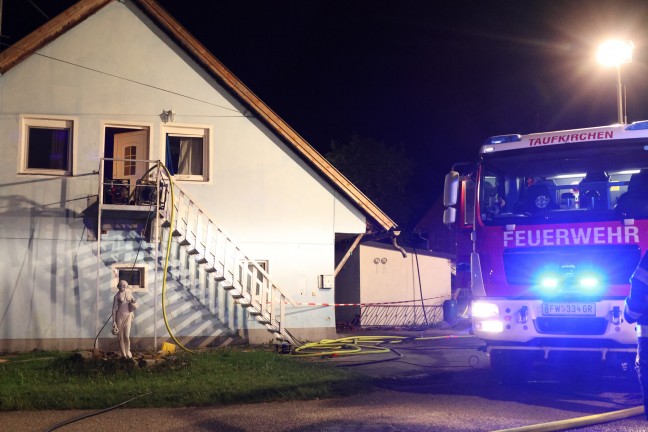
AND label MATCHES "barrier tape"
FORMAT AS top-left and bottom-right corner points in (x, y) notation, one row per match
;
(292, 296), (451, 307)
